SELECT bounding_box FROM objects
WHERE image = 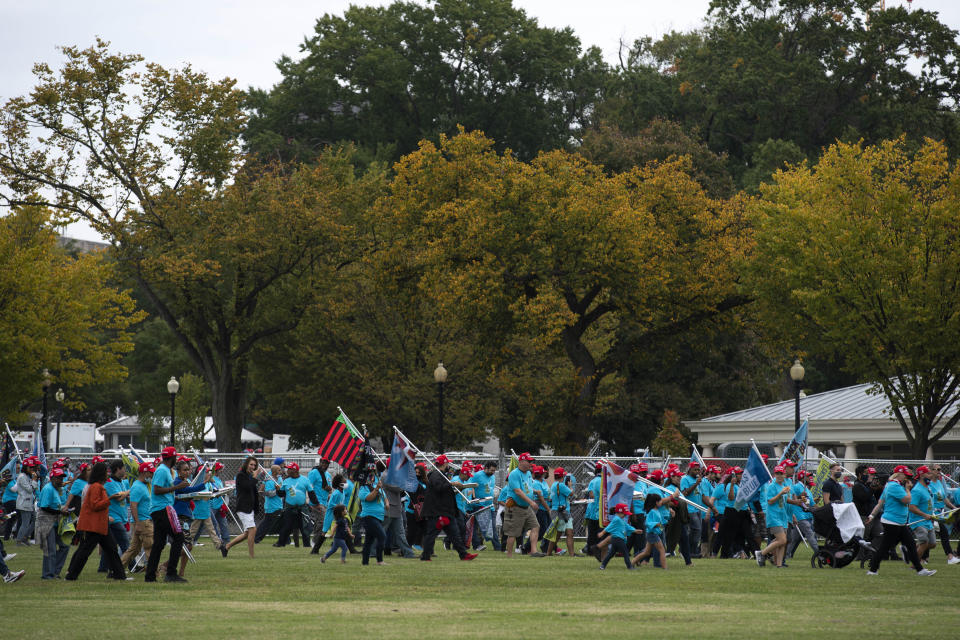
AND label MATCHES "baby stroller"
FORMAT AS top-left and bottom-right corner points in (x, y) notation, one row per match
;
(809, 503), (875, 569)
